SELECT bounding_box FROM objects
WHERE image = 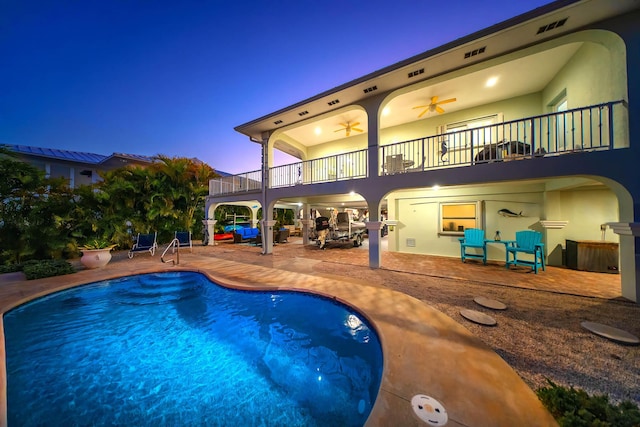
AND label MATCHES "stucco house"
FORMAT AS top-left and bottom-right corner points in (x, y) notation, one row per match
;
(205, 0), (640, 302)
(4, 144), (155, 188)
